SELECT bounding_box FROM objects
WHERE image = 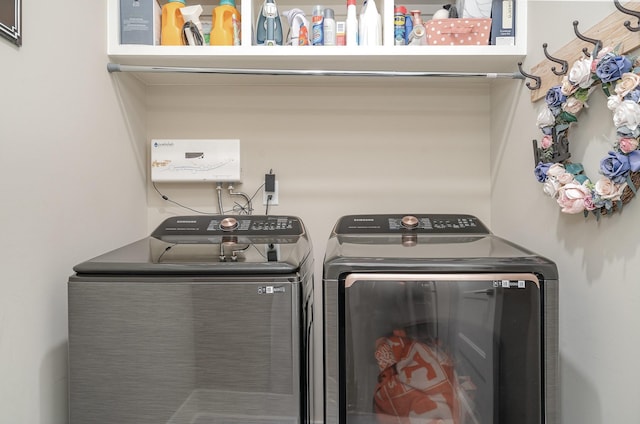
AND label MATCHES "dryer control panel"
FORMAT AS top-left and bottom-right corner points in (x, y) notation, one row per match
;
(335, 214), (490, 235)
